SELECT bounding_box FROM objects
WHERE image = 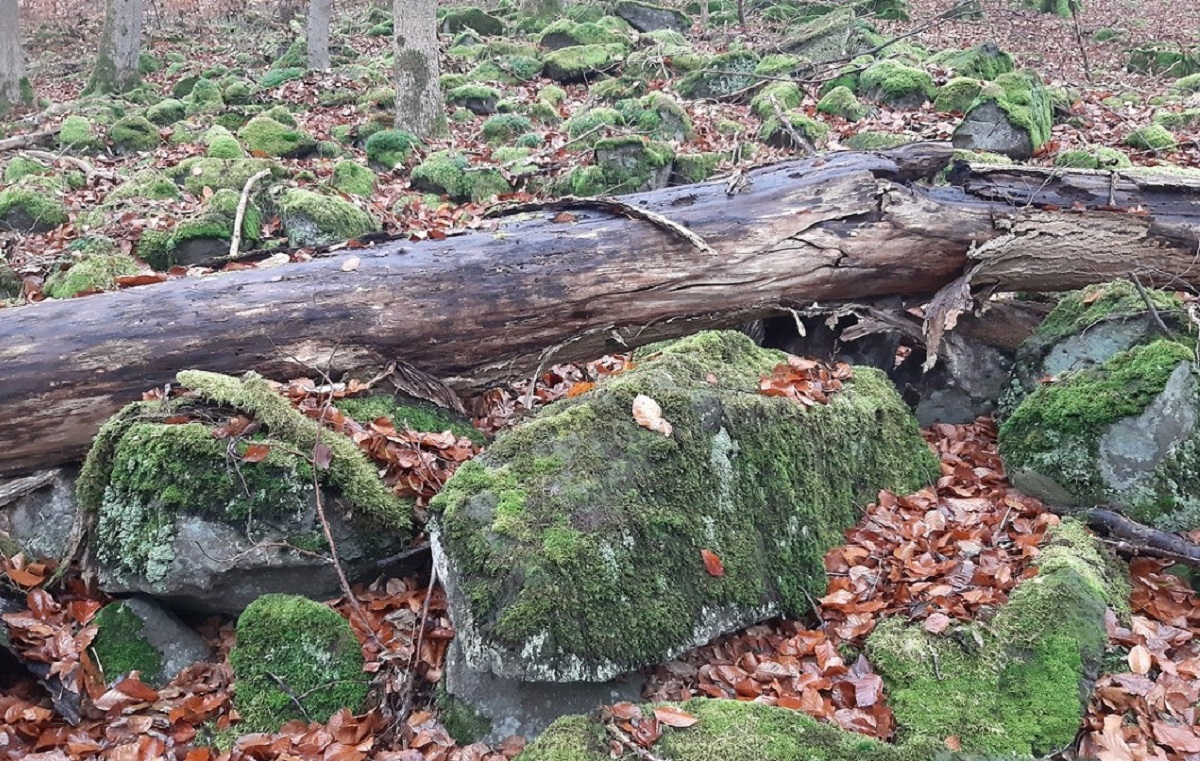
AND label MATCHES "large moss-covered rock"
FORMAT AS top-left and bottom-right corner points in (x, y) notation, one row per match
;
(677, 50), (759, 99)
(77, 370), (410, 613)
(869, 520), (1126, 756)
(145, 188), (263, 269)
(172, 157), (281, 195)
(431, 331), (938, 684)
(44, 236), (138, 298)
(952, 70), (1052, 159)
(440, 6), (505, 36)
(230, 594), (369, 733)
(278, 188), (378, 247)
(566, 136), (674, 195)
(757, 110), (830, 150)
(542, 43), (624, 83)
(614, 0), (689, 32)
(858, 59), (934, 108)
(1000, 340), (1200, 529)
(519, 698), (946, 761)
(411, 150), (512, 202)
(108, 115), (161, 154)
(929, 43), (1015, 80)
(237, 116), (316, 158)
(780, 7), (862, 66)
(1127, 44), (1200, 77)
(0, 175), (68, 232)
